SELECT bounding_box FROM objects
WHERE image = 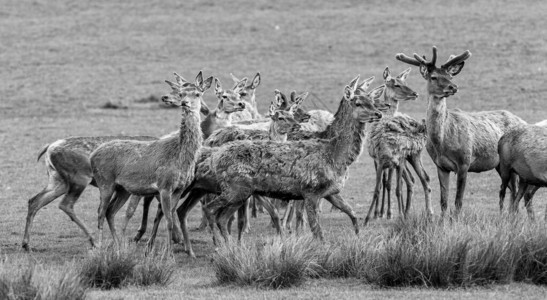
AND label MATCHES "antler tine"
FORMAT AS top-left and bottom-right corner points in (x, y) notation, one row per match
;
(430, 46), (437, 66)
(410, 46), (437, 66)
(173, 72), (187, 85)
(441, 50), (472, 69)
(395, 53), (421, 66)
